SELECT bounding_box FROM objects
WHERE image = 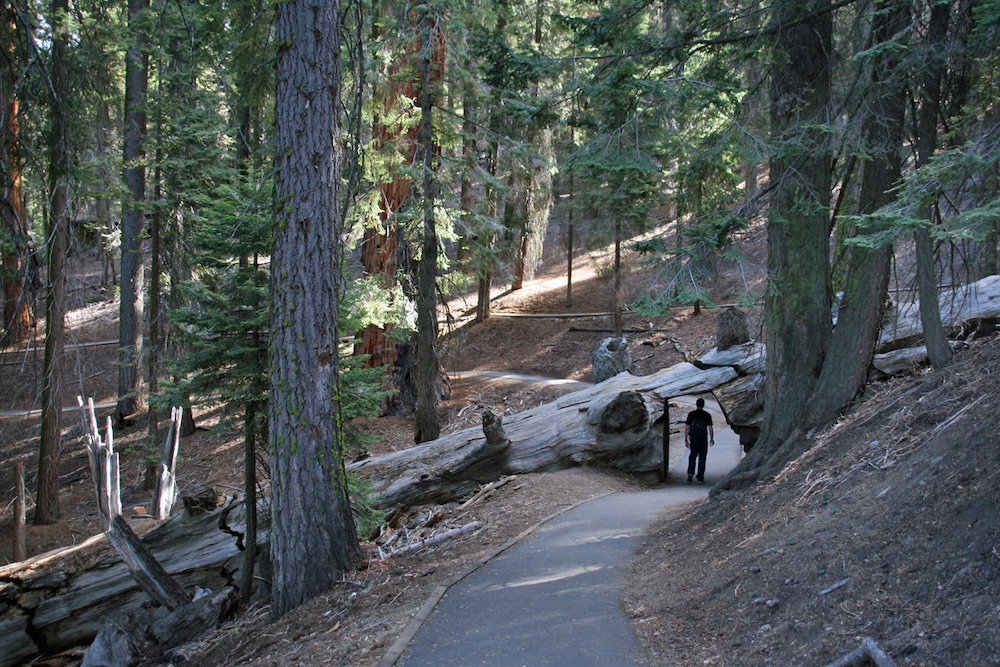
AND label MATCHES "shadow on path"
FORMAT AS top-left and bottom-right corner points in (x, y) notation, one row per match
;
(392, 399), (742, 667)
